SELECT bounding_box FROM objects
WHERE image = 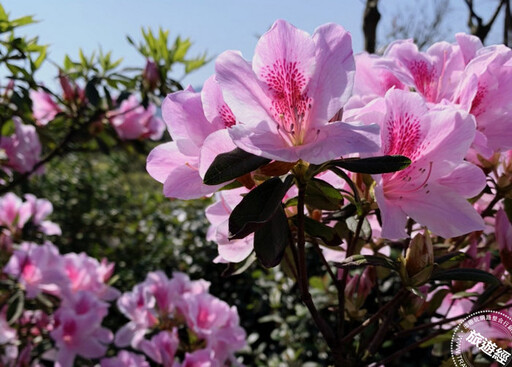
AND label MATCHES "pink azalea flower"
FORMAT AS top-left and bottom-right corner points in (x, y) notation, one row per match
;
(23, 193), (61, 235)
(139, 330), (179, 366)
(3, 241), (66, 298)
(0, 192), (61, 239)
(146, 75), (236, 200)
(452, 44), (512, 152)
(61, 252), (120, 301)
(29, 89), (61, 126)
(0, 192), (32, 231)
(215, 19), (380, 164)
(180, 293), (246, 361)
(115, 282), (159, 348)
(353, 52), (406, 98)
(353, 89), (485, 239)
(0, 117), (42, 174)
(51, 291), (112, 367)
(108, 95), (165, 141)
(101, 350), (150, 367)
(376, 38), (468, 104)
